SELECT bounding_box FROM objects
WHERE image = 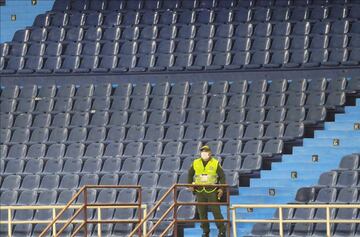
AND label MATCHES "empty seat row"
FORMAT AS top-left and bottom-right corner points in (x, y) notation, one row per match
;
(0, 121), (303, 145)
(0, 79), (352, 100)
(0, 79), (353, 99)
(0, 139), (282, 160)
(7, 35), (360, 60)
(50, 0), (360, 12)
(0, 154), (261, 177)
(2, 48), (358, 73)
(8, 21), (360, 49)
(33, 7), (360, 29)
(0, 106), (327, 130)
(0, 91), (344, 115)
(0, 170), (239, 191)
